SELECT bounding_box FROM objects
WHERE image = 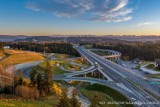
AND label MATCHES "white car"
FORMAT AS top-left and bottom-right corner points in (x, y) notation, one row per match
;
(95, 62), (99, 66)
(122, 64), (126, 67)
(146, 96), (150, 99)
(131, 98), (136, 101)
